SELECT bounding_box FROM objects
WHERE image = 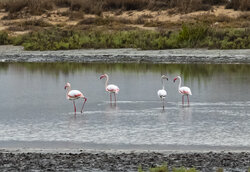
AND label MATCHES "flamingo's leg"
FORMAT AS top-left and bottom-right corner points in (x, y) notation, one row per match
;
(110, 93), (112, 103)
(182, 95), (184, 105)
(162, 98), (165, 110)
(73, 100), (76, 113)
(187, 95), (190, 105)
(81, 97), (87, 113)
(114, 93), (117, 104)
